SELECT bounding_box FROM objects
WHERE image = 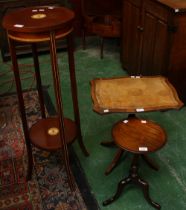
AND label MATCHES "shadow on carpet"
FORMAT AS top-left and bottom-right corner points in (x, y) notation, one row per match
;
(0, 89), (99, 210)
